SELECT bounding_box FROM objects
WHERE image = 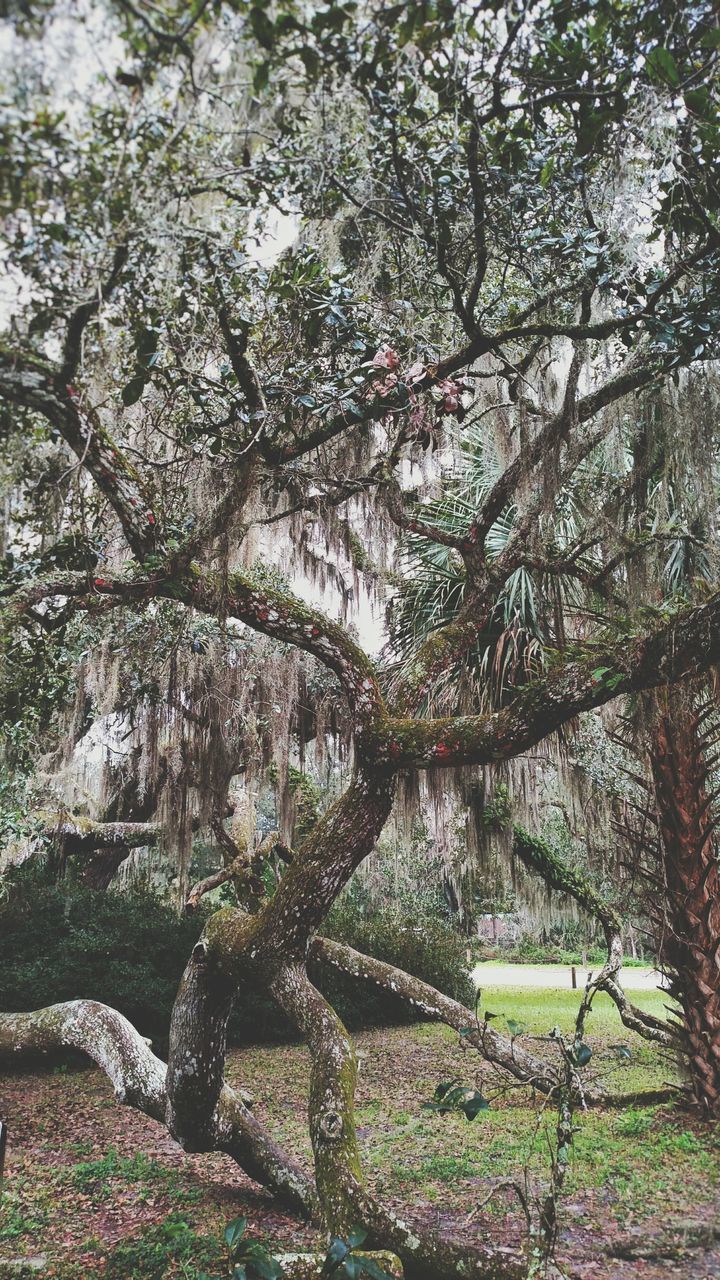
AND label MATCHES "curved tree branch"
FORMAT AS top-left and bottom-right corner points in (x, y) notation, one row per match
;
(0, 998), (316, 1216)
(312, 937), (559, 1095)
(512, 827), (680, 1048)
(270, 961), (528, 1280)
(370, 588), (720, 769)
